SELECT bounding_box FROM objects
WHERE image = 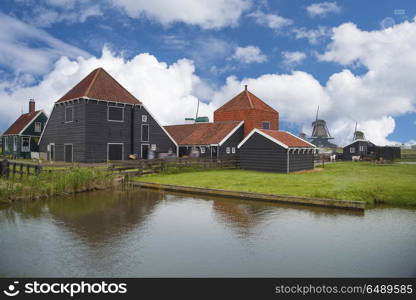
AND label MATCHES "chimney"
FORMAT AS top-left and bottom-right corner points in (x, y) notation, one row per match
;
(244, 85), (248, 91)
(29, 99), (35, 114)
